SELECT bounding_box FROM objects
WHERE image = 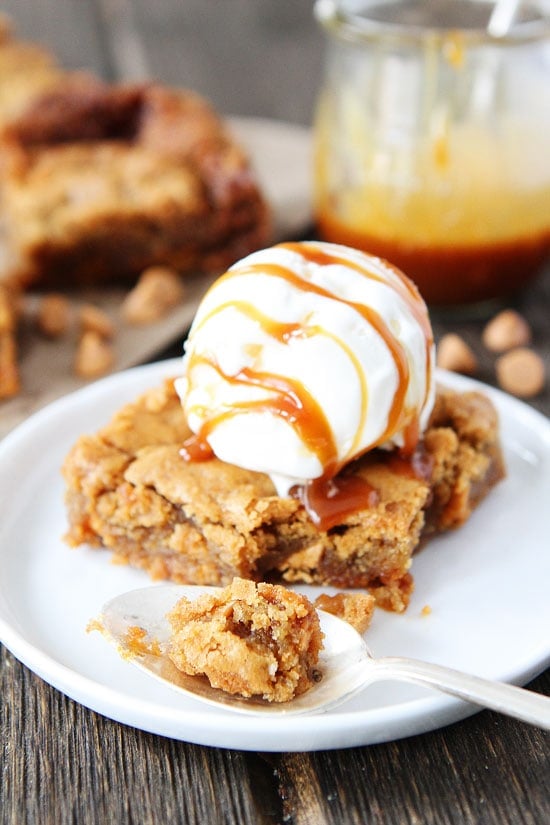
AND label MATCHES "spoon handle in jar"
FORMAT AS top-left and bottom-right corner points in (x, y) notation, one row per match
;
(368, 657), (550, 729)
